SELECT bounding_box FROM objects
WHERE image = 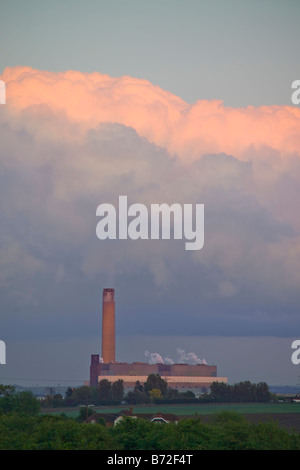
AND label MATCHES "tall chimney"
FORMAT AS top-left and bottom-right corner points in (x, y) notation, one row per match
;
(102, 288), (115, 363)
